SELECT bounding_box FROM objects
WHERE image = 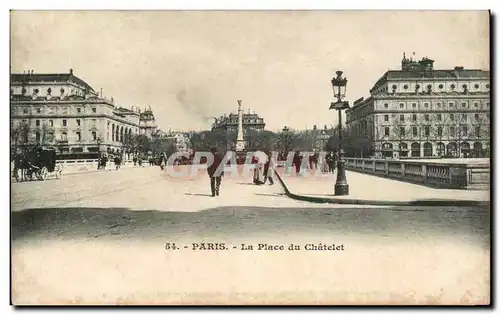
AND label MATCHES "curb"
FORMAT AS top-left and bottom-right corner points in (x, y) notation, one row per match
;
(273, 168), (490, 207)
